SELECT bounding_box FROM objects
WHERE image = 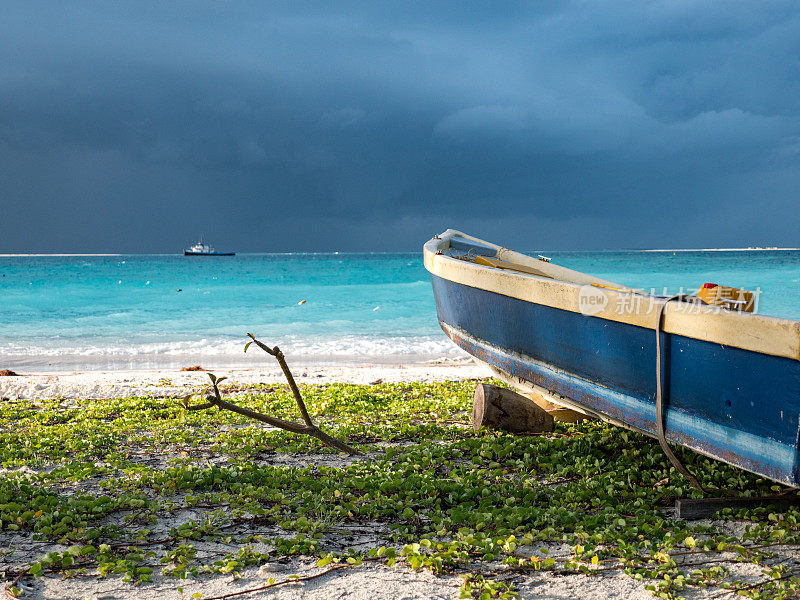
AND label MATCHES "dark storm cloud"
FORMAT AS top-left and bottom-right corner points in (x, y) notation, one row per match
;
(1, 1), (799, 251)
